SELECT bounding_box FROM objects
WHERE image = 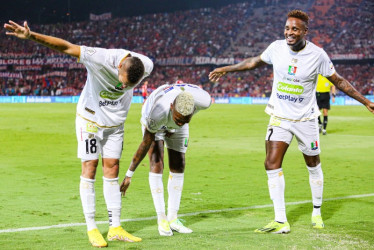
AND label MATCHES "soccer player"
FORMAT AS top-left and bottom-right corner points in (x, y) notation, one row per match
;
(4, 20), (153, 247)
(316, 74), (336, 135)
(141, 80), (149, 103)
(120, 83), (211, 236)
(209, 10), (374, 234)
